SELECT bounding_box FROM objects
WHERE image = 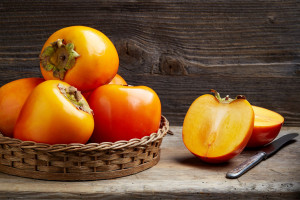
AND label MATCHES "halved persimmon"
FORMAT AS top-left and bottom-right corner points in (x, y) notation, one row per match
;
(247, 106), (284, 148)
(182, 90), (254, 163)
